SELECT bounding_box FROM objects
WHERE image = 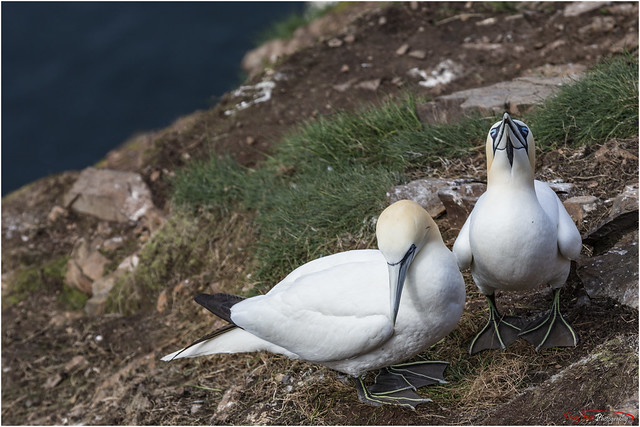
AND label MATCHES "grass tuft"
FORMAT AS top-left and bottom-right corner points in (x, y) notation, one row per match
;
(529, 52), (639, 148)
(172, 153), (247, 214)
